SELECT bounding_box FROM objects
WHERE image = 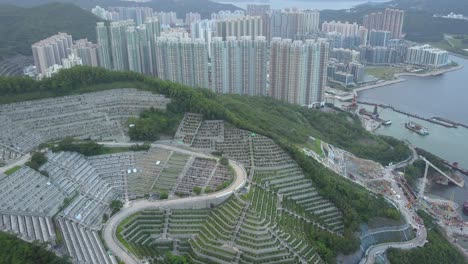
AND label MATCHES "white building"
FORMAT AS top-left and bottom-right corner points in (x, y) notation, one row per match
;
(155, 37), (209, 88)
(210, 36), (267, 95)
(71, 39), (99, 67)
(270, 38), (329, 107)
(405, 45), (449, 68)
(62, 53), (83, 69)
